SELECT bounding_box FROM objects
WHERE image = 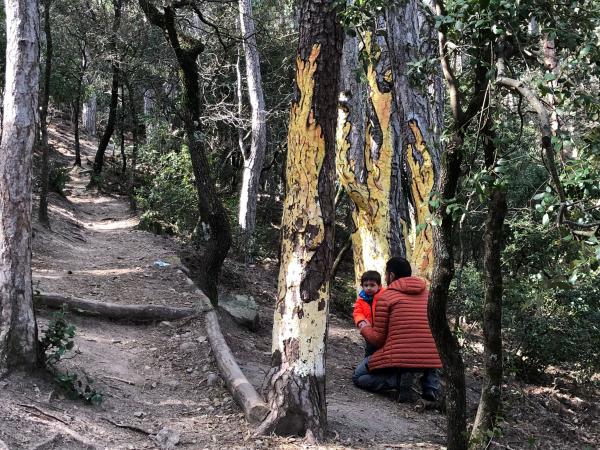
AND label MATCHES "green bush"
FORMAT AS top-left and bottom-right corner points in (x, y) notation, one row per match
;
(135, 124), (199, 237)
(49, 165), (69, 196)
